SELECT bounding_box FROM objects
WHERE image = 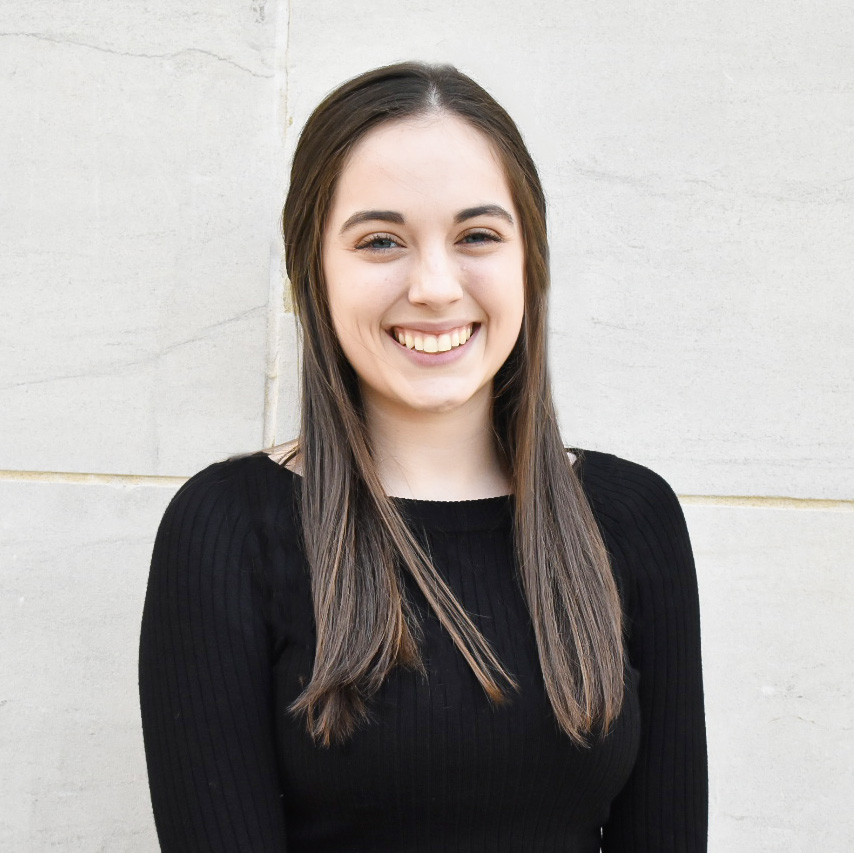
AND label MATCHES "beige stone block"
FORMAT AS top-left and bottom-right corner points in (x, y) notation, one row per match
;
(685, 502), (854, 851)
(0, 478), (176, 850)
(0, 3), (286, 476)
